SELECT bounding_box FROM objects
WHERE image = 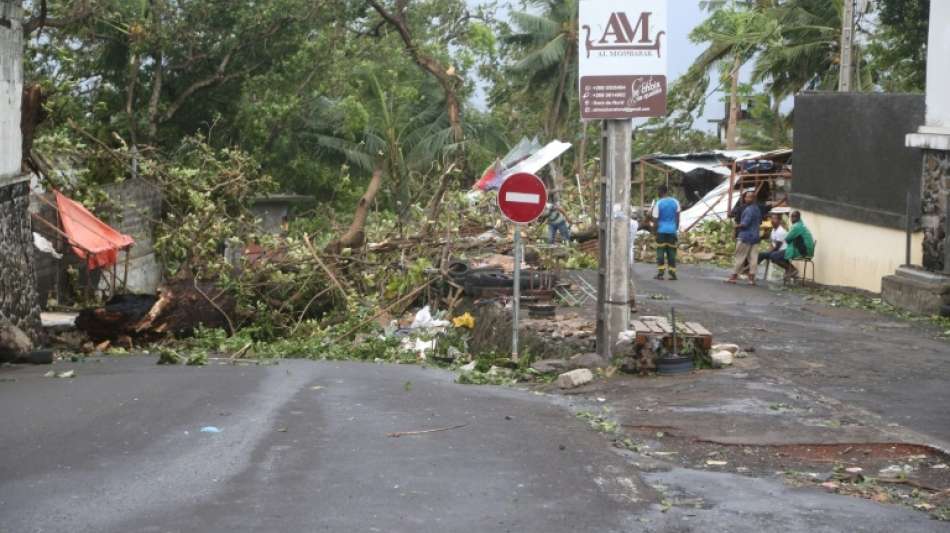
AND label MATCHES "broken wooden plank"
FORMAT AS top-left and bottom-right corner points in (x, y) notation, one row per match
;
(685, 322), (711, 336)
(685, 322), (714, 350)
(631, 320), (650, 333)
